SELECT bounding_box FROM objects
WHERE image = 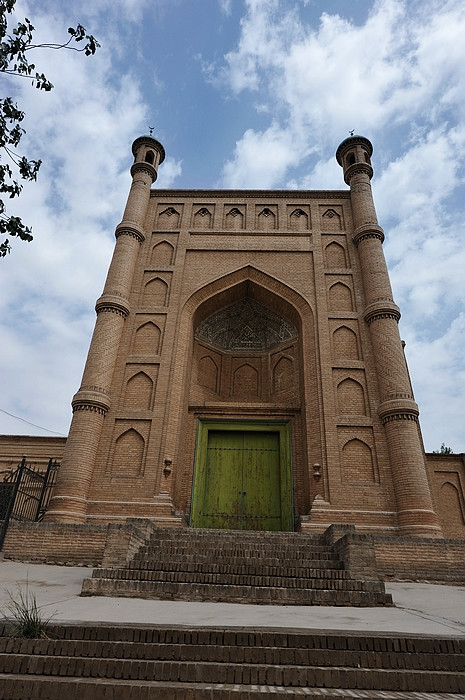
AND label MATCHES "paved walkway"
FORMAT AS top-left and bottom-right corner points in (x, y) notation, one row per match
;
(0, 560), (464, 637)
